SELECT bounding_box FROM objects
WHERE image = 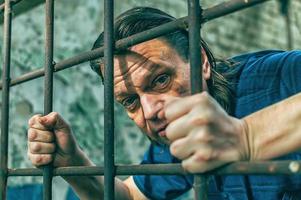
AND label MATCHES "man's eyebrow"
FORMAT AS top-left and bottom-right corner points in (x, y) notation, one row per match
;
(115, 62), (172, 99)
